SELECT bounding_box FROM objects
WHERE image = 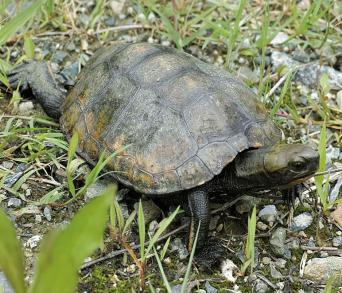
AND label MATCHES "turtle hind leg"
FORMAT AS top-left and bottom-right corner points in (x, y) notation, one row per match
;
(7, 61), (66, 119)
